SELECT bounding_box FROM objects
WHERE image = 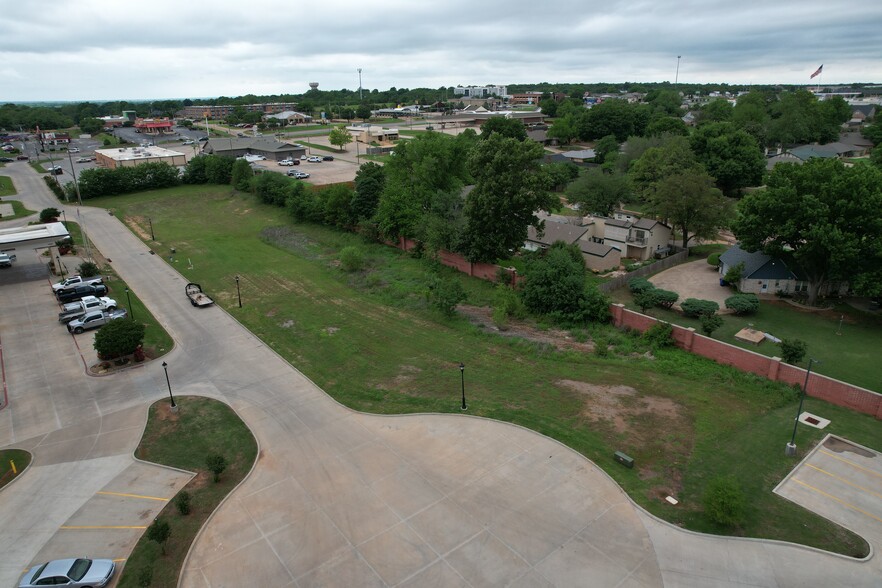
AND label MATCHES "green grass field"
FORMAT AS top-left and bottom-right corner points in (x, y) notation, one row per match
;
(119, 397), (257, 588)
(0, 175), (16, 197)
(0, 449), (31, 490)
(83, 185), (878, 557)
